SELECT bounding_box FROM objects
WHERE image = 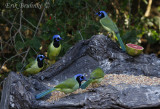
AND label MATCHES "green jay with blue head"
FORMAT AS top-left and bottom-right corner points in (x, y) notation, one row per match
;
(47, 35), (62, 65)
(23, 55), (46, 76)
(96, 11), (126, 51)
(80, 67), (105, 89)
(35, 74), (86, 99)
